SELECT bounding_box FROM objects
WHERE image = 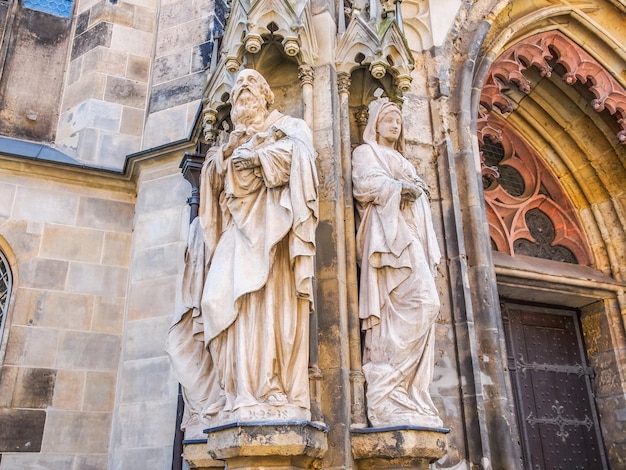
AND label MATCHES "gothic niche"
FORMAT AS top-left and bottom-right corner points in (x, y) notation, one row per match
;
(478, 115), (592, 266)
